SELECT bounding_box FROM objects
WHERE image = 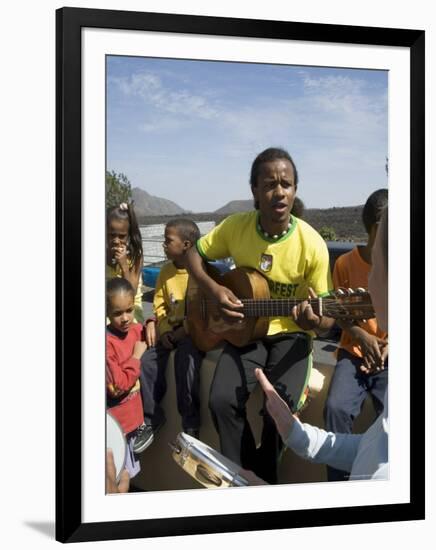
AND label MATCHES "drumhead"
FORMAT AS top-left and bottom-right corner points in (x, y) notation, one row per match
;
(181, 433), (242, 474)
(173, 432), (249, 488)
(106, 412), (127, 481)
